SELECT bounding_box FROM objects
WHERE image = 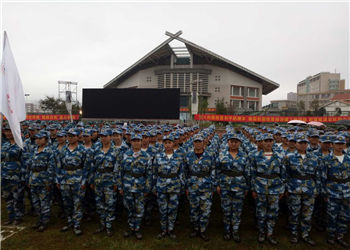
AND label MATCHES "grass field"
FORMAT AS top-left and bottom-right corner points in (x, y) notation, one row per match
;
(1, 194), (347, 250)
